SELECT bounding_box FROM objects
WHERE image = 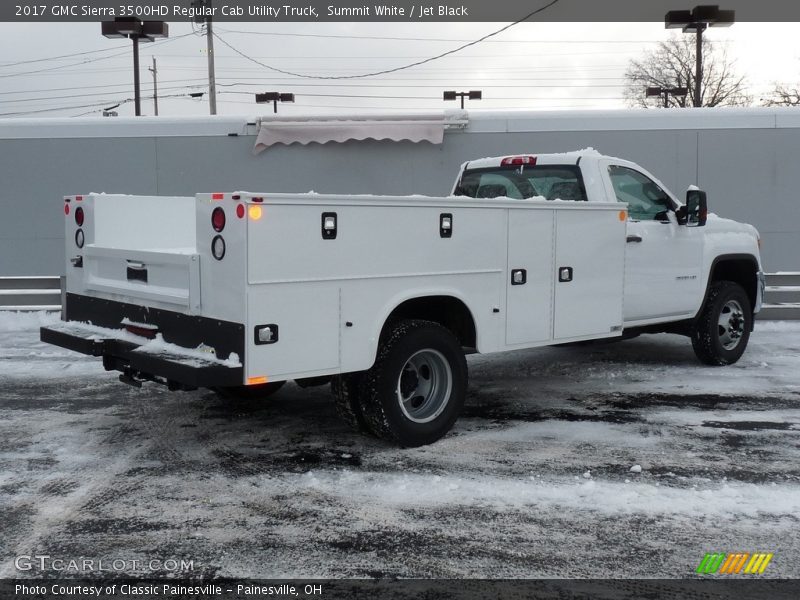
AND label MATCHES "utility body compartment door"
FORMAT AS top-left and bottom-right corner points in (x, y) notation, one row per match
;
(504, 204), (624, 347)
(552, 208), (625, 339)
(505, 208), (554, 345)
